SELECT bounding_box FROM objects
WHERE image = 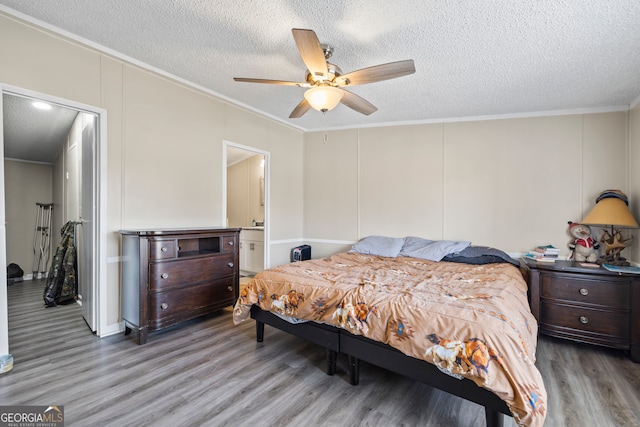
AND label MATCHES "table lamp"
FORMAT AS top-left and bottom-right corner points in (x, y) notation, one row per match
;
(581, 189), (639, 266)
